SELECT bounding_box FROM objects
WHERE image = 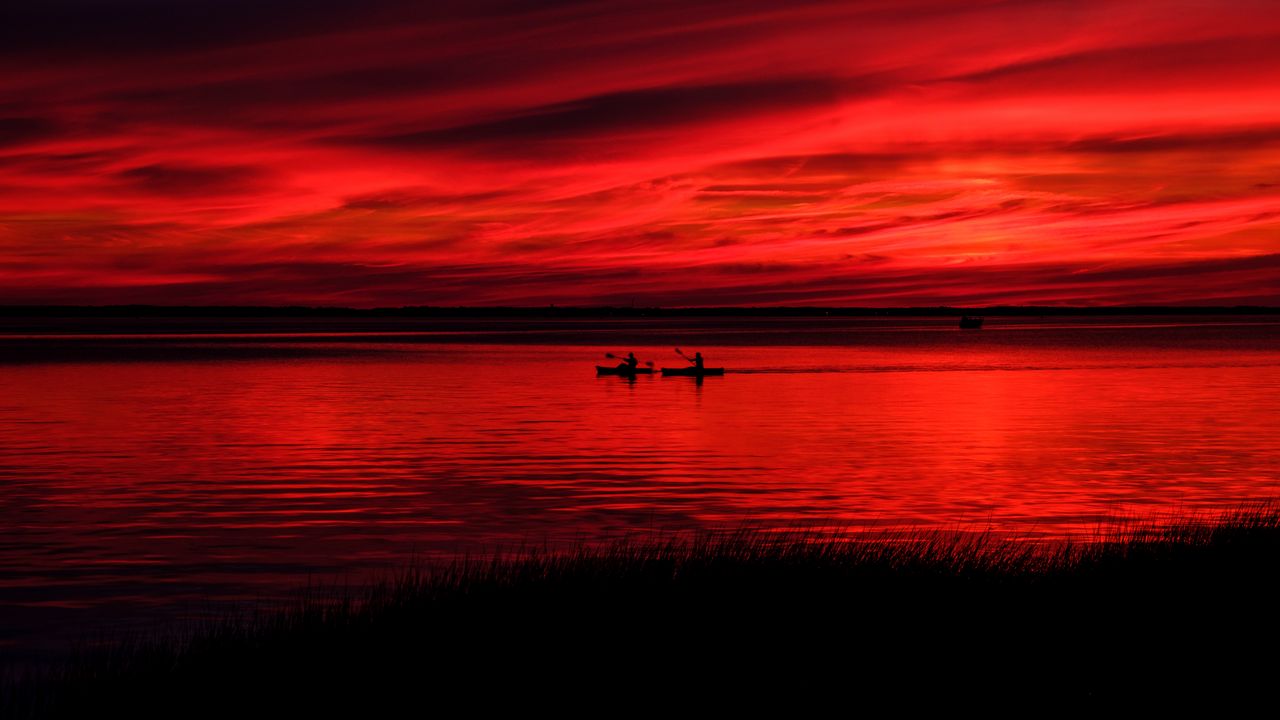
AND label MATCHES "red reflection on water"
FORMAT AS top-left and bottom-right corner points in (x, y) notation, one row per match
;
(1, 320), (1279, 657)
